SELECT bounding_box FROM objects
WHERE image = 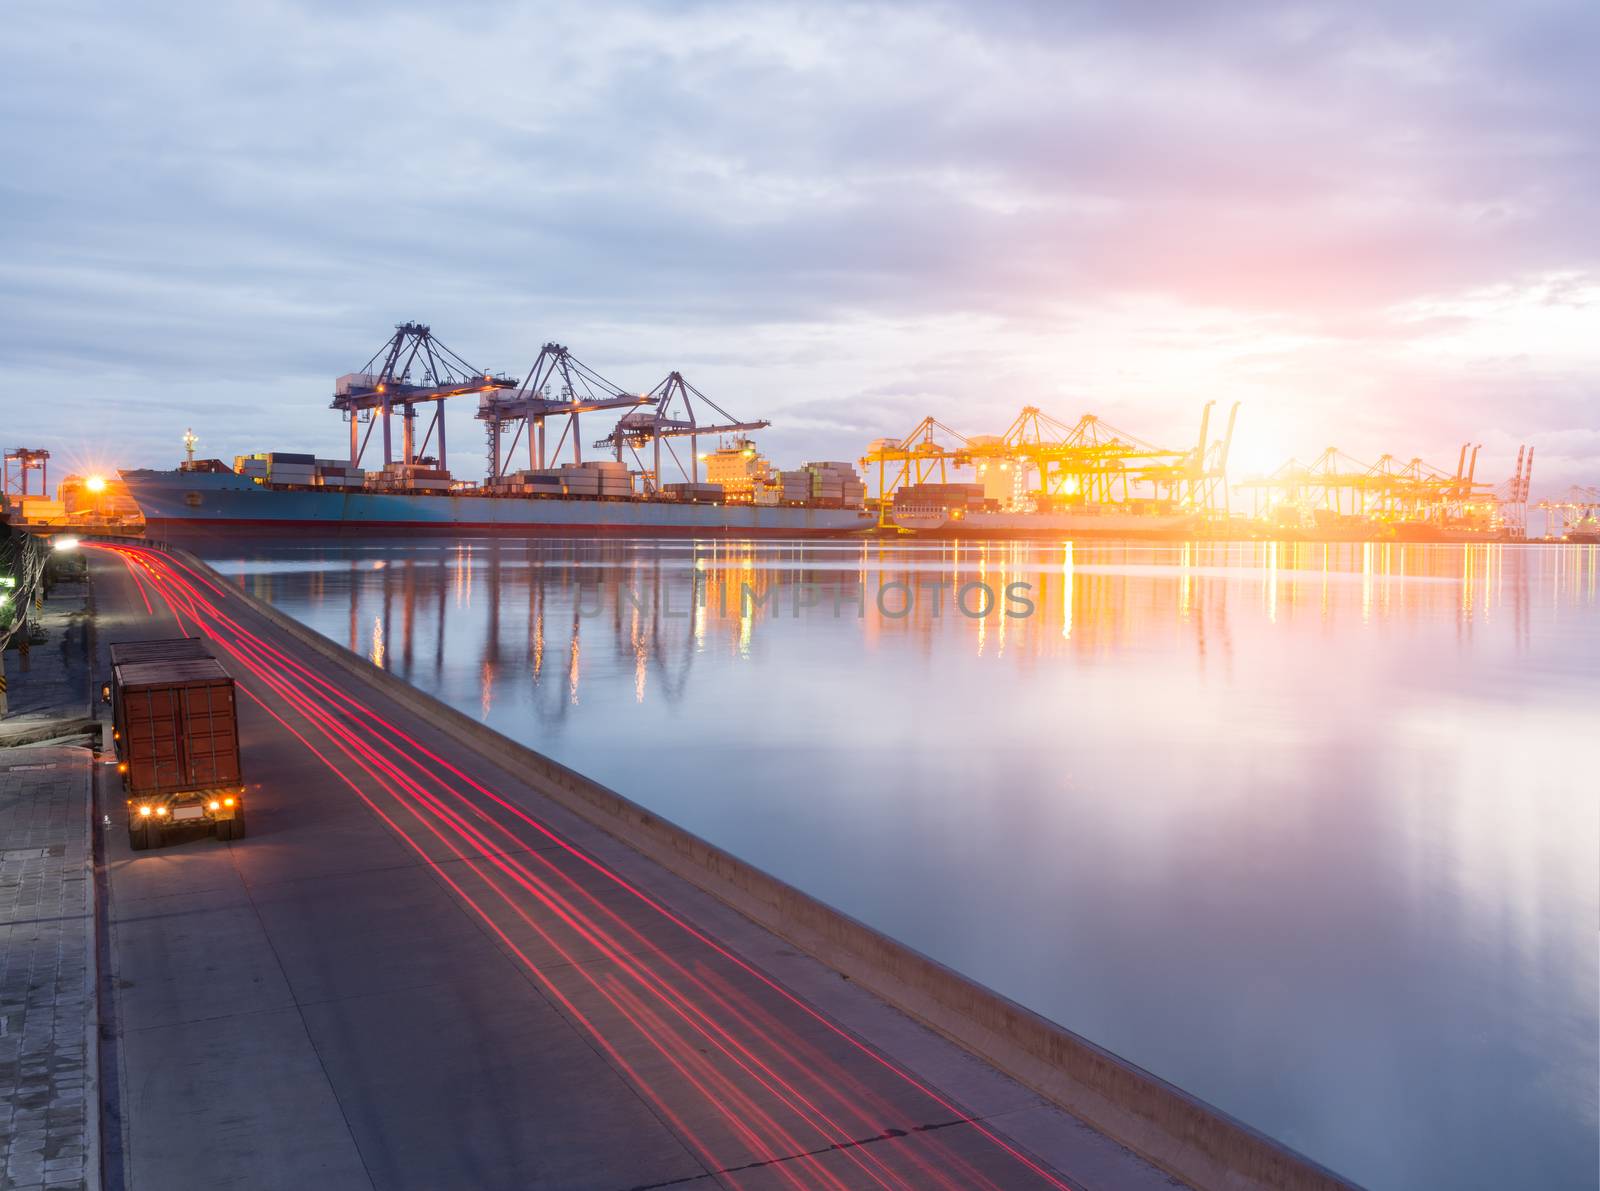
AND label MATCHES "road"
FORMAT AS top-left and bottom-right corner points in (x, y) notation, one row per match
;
(86, 543), (1178, 1191)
